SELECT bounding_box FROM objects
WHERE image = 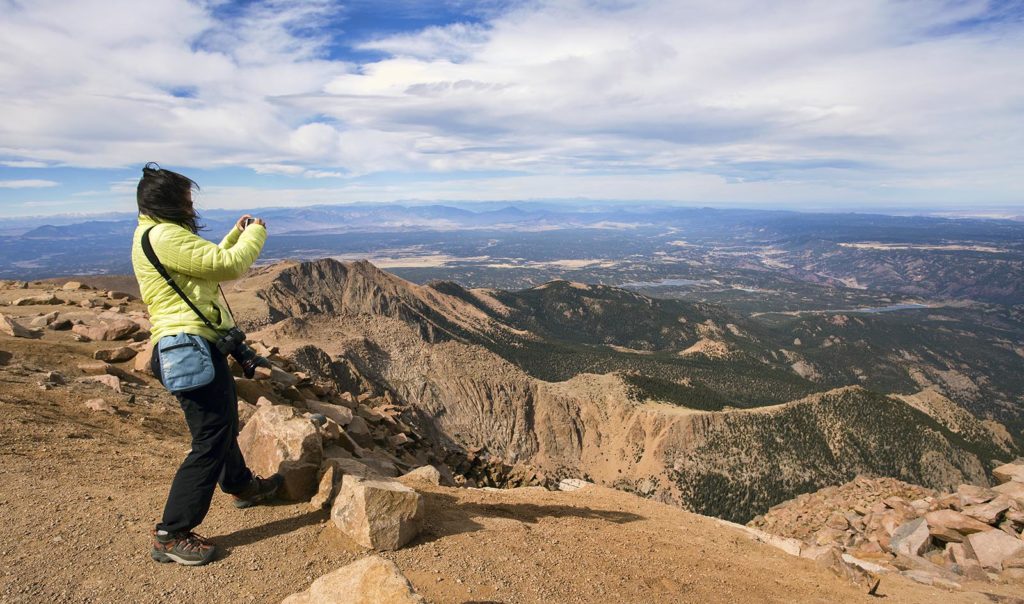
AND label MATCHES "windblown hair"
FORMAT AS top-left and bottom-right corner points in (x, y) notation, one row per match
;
(136, 162), (203, 233)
